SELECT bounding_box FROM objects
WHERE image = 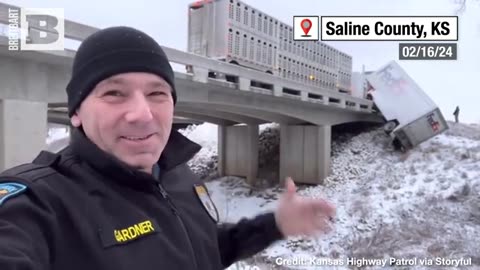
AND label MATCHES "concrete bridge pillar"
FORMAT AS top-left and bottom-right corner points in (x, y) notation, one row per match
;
(0, 99), (47, 171)
(279, 124), (331, 185)
(218, 124), (258, 185)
